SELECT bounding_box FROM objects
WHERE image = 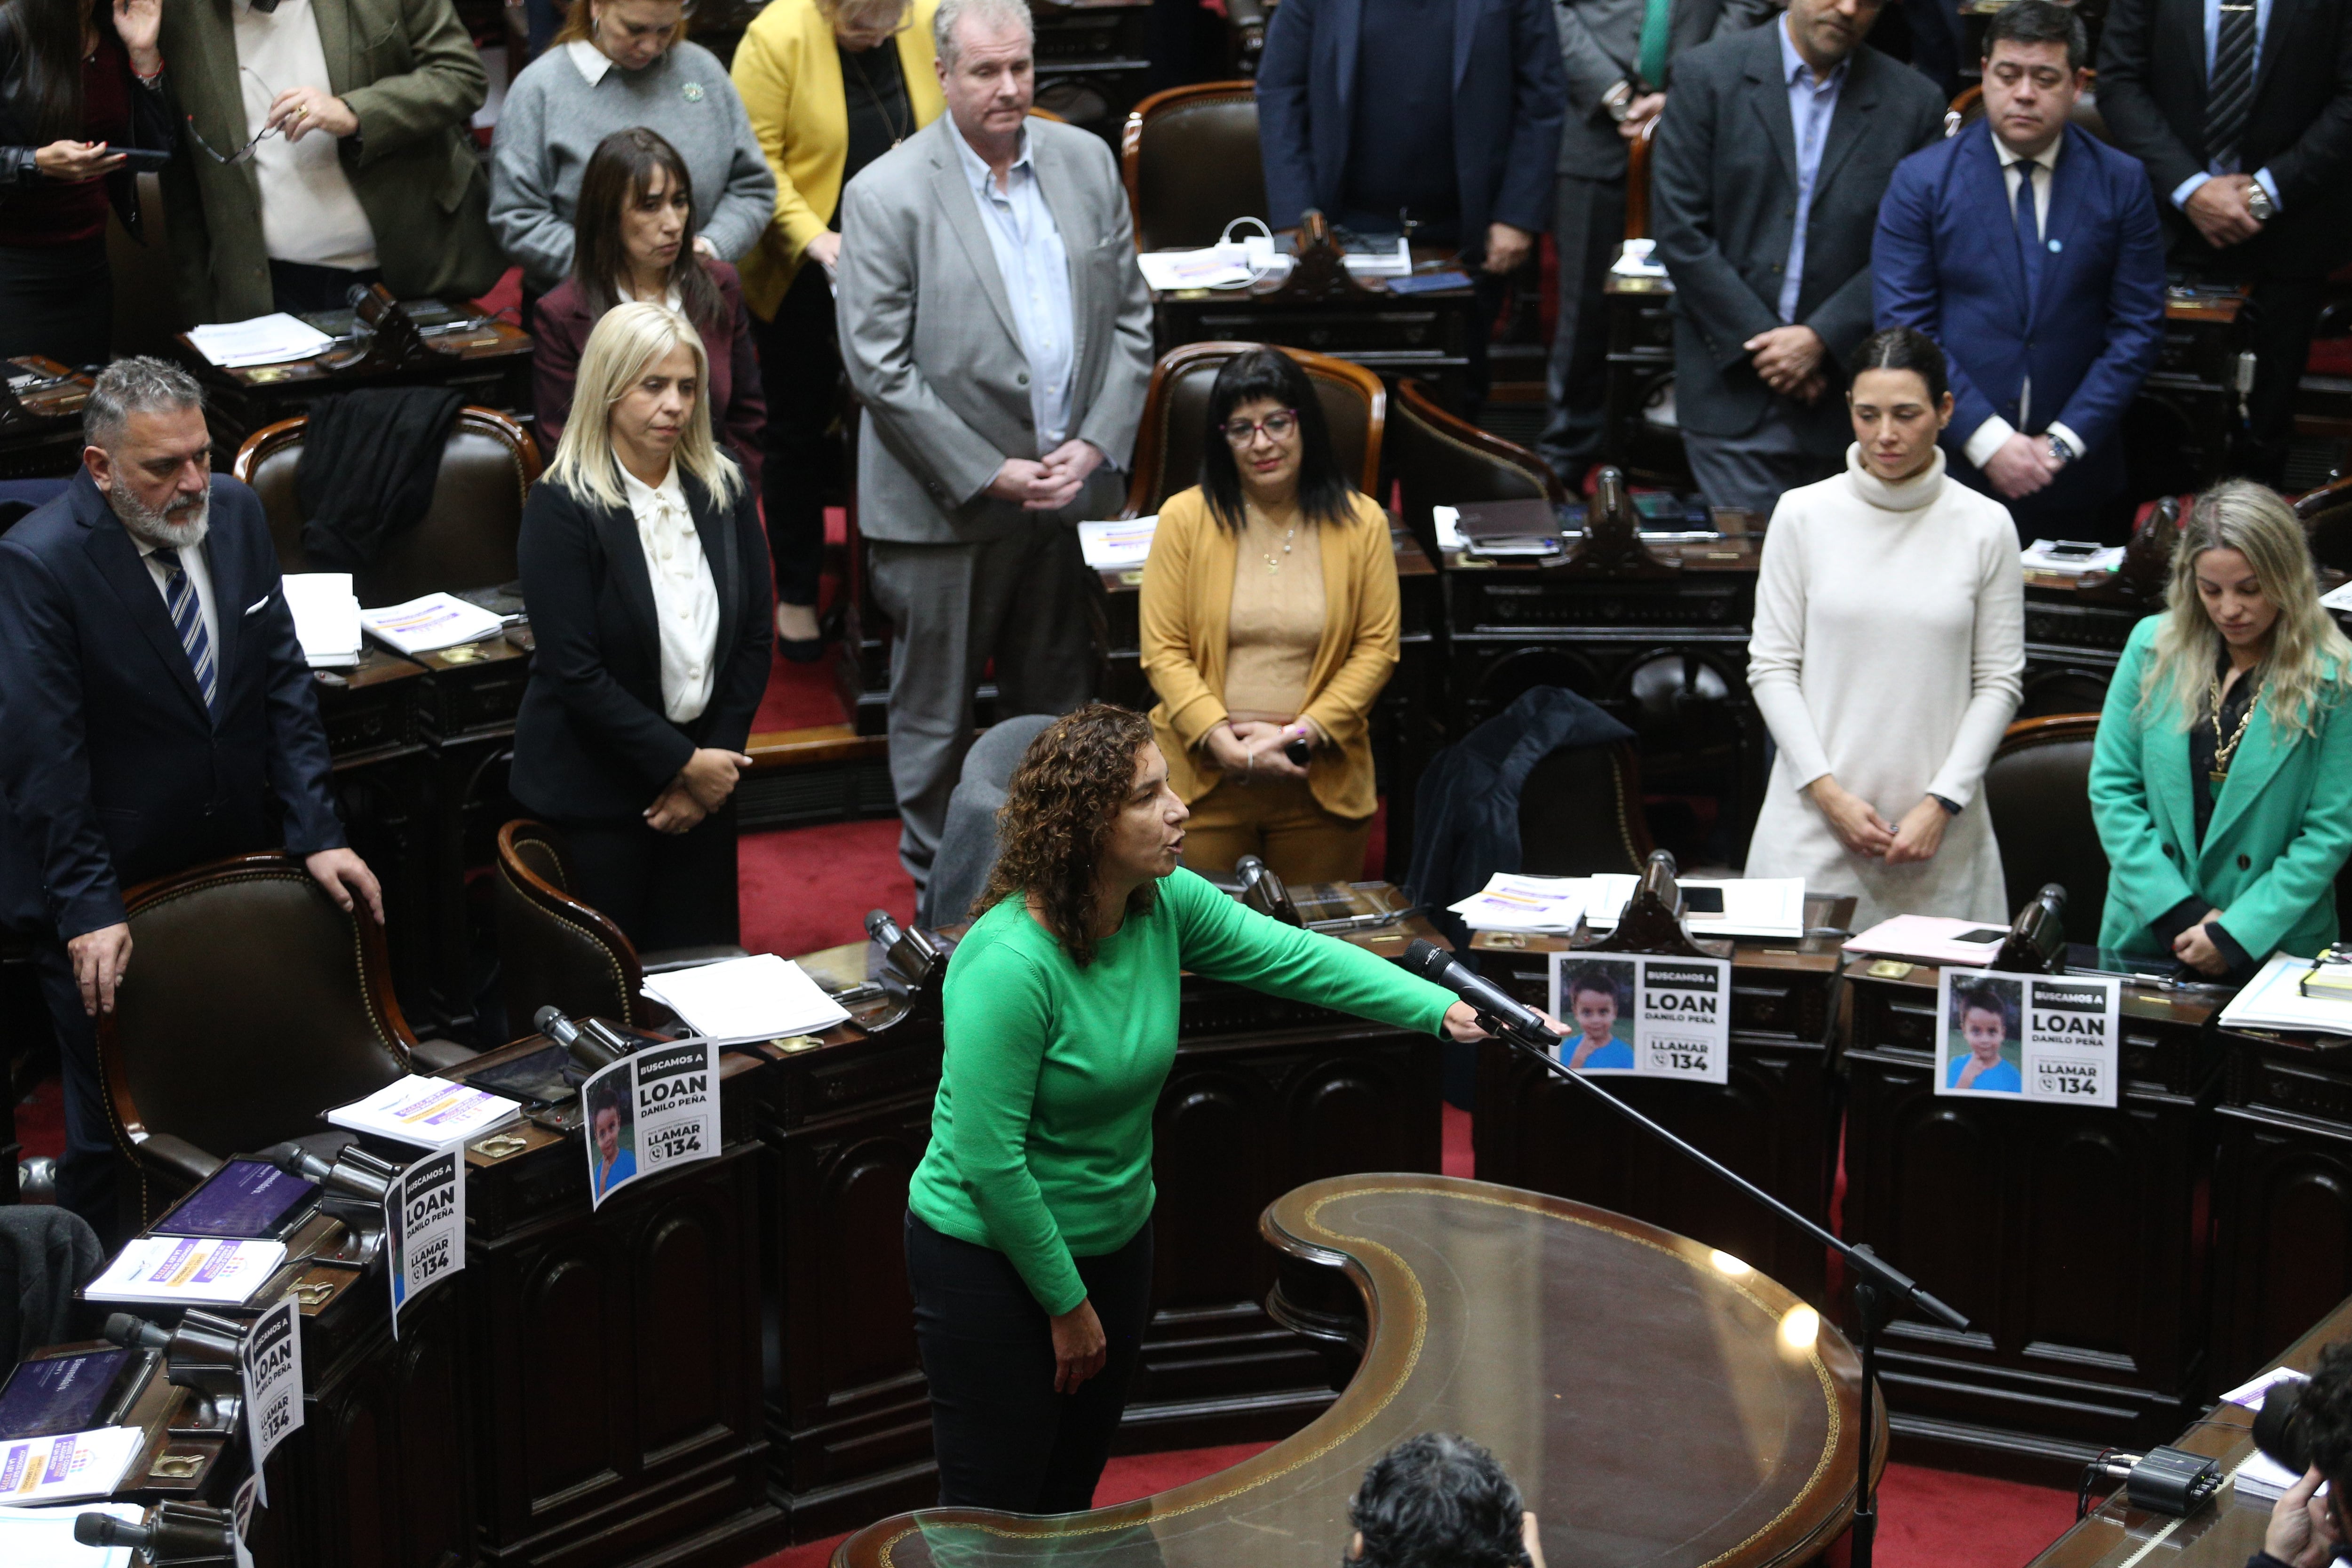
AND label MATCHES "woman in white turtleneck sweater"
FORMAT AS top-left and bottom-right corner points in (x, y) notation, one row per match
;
(1744, 327), (2026, 928)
